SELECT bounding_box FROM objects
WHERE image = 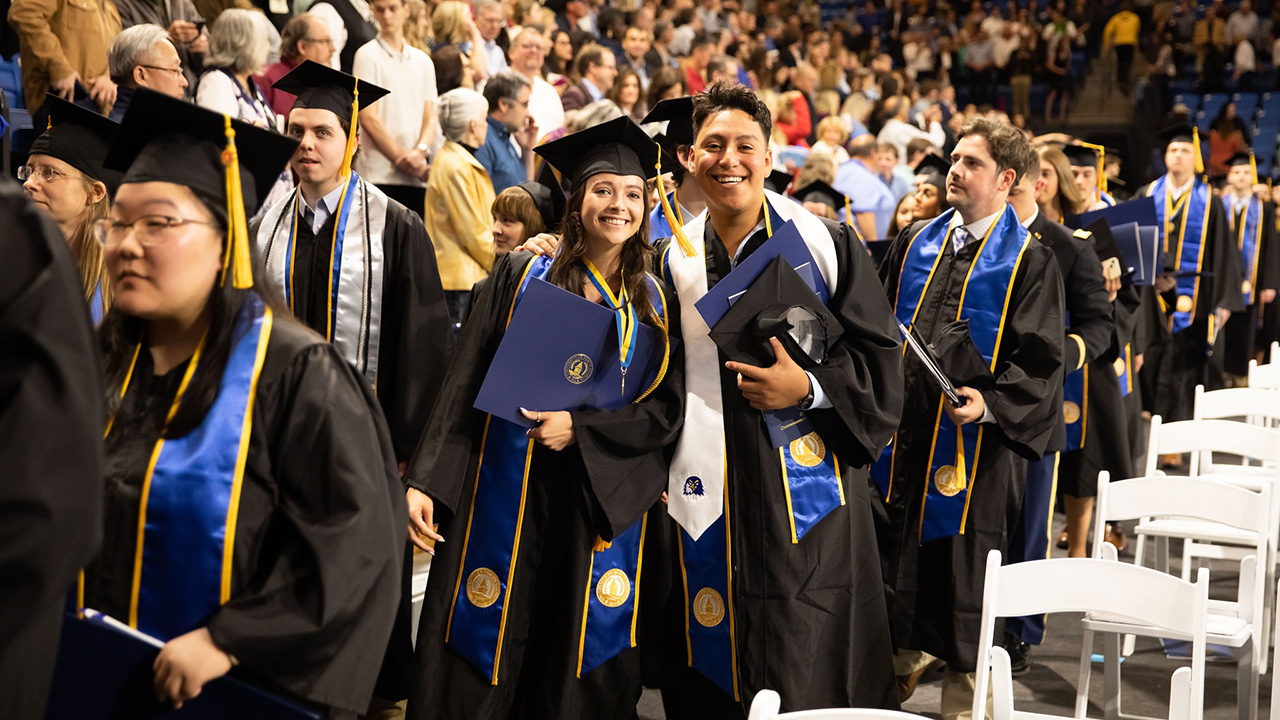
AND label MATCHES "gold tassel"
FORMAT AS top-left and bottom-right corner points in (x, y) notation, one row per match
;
(339, 79), (360, 179)
(593, 536), (612, 552)
(1081, 141), (1107, 200)
(1251, 151), (1260, 186)
(221, 115), (253, 289)
(843, 196), (854, 230)
(46, 115), (52, 130)
(1193, 126), (1205, 176)
(954, 428), (967, 493)
(655, 145), (696, 257)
